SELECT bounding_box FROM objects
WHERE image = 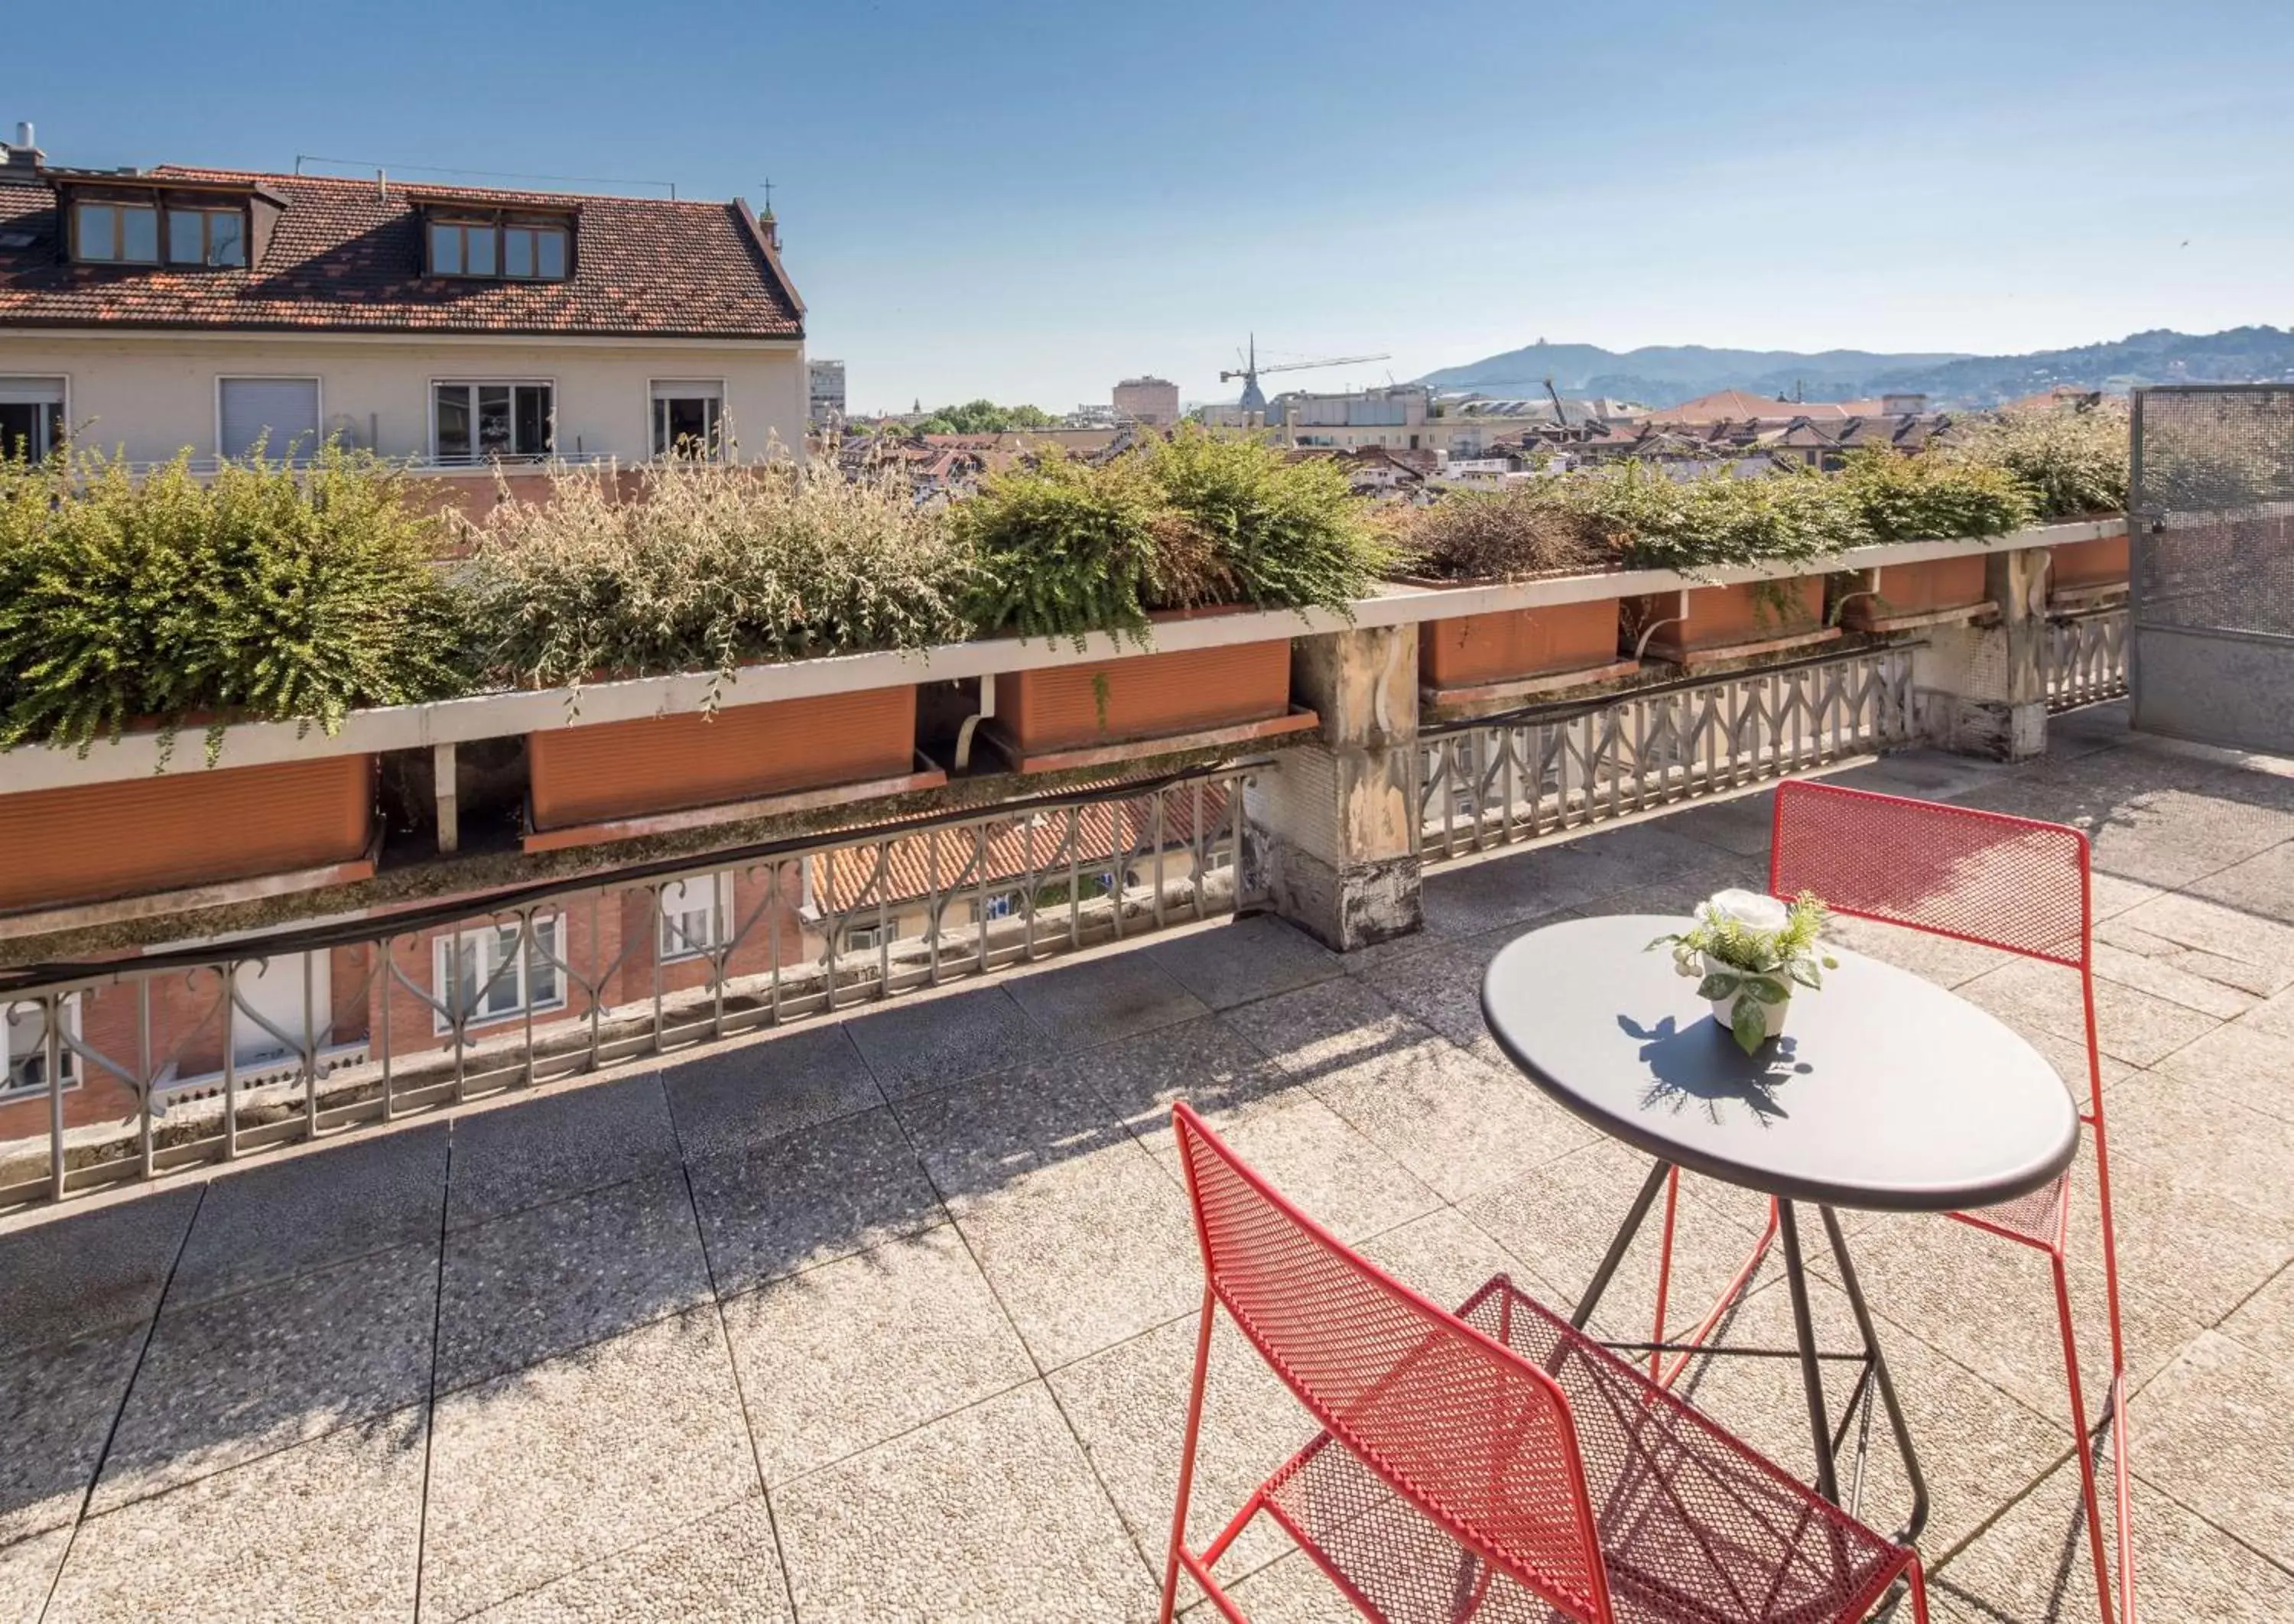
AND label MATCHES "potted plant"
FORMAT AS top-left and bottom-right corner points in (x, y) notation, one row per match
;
(1944, 405), (2130, 605)
(1828, 451), (2034, 630)
(466, 456), (968, 848)
(0, 447), (454, 914)
(960, 430), (1389, 768)
(1649, 888), (1836, 1054)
